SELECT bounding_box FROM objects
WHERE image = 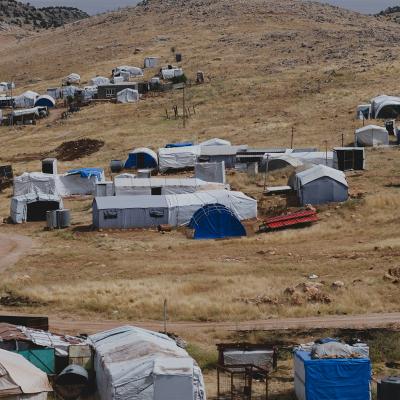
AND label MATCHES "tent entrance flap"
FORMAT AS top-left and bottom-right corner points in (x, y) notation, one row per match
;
(27, 201), (59, 221)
